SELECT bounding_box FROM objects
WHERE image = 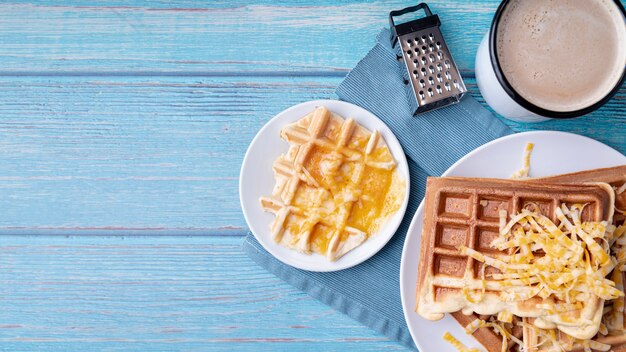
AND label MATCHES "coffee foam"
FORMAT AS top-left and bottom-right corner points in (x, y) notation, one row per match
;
(496, 0), (626, 112)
